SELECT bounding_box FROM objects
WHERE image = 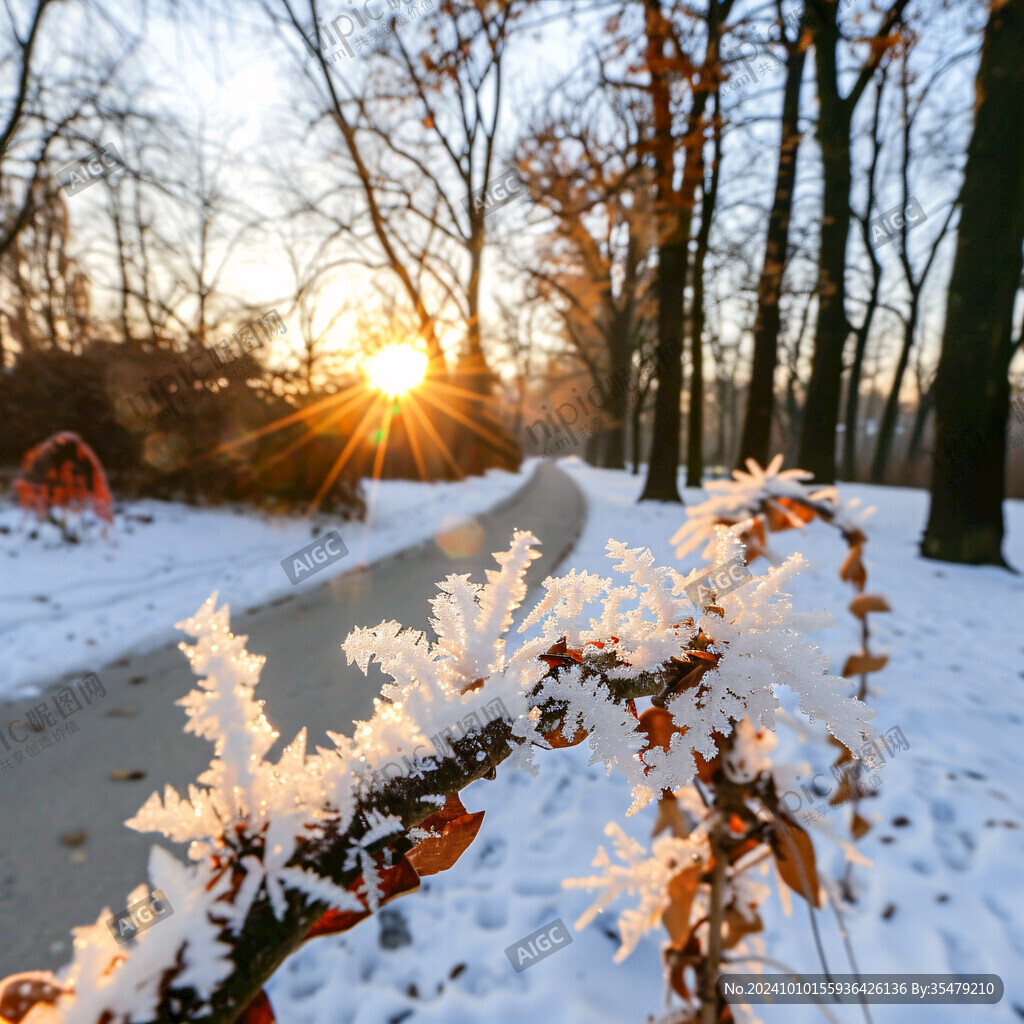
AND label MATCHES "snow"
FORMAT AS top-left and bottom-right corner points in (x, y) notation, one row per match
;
(0, 465), (533, 700)
(8, 456), (1022, 1023)
(262, 458), (1024, 1024)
